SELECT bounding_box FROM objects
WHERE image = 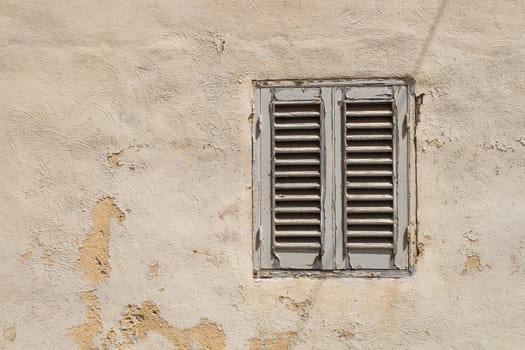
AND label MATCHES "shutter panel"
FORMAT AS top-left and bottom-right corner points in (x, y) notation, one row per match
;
(269, 88), (325, 269)
(343, 87), (397, 269)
